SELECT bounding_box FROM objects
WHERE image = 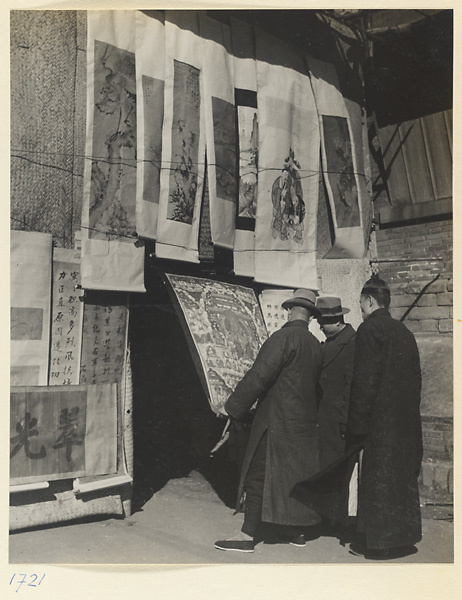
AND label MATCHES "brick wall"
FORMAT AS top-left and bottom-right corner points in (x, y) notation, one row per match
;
(375, 219), (453, 334)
